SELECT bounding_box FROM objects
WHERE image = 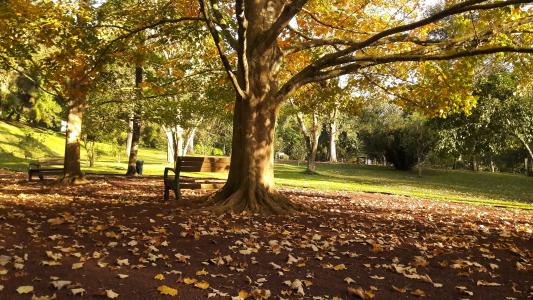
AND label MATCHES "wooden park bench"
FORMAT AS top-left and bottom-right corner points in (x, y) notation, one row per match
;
(163, 156), (230, 201)
(28, 158), (64, 181)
